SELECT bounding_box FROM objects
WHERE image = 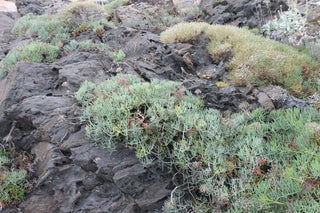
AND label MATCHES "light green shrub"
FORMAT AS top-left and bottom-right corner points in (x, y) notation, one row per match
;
(112, 49), (126, 62)
(0, 46), (24, 77)
(63, 40), (109, 54)
(12, 14), (70, 45)
(77, 74), (203, 163)
(0, 151), (27, 207)
(95, 43), (109, 53)
(0, 171), (26, 206)
(78, 40), (93, 51)
(63, 40), (79, 52)
(22, 42), (60, 63)
(58, 1), (106, 31)
(77, 74), (320, 212)
(0, 42), (59, 77)
(89, 18), (114, 30)
(160, 22), (320, 98)
(104, 0), (129, 16)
